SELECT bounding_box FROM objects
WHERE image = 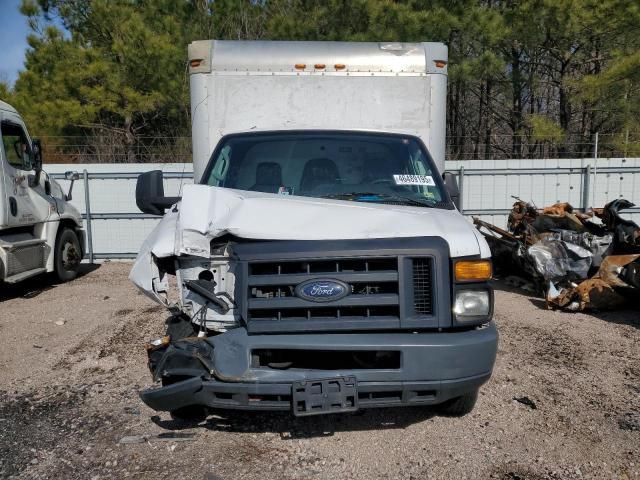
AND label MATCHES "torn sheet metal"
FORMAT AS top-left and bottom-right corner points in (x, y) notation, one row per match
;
(528, 237), (592, 282)
(600, 199), (640, 251)
(129, 211), (178, 305)
(597, 254), (640, 289)
(546, 278), (627, 311)
(546, 254), (639, 311)
(507, 199), (538, 237)
(474, 217), (543, 289)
